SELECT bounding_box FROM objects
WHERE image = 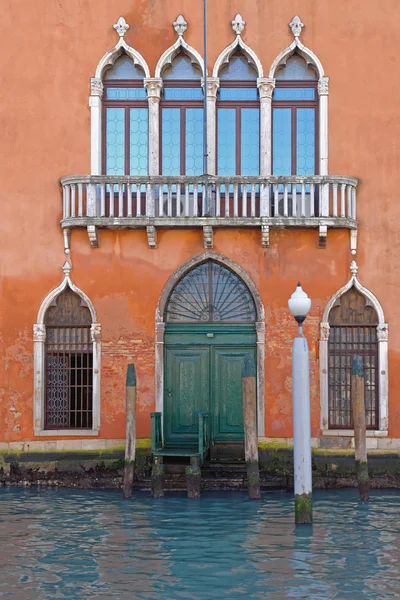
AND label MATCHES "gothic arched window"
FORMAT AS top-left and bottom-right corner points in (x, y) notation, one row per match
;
(103, 54), (148, 176)
(328, 287), (379, 429)
(44, 289), (94, 430)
